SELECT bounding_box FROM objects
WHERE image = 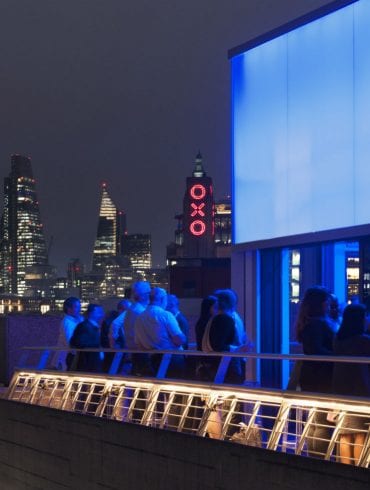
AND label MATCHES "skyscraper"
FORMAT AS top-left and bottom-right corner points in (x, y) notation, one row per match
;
(122, 234), (152, 271)
(0, 155), (49, 296)
(92, 182), (126, 271)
